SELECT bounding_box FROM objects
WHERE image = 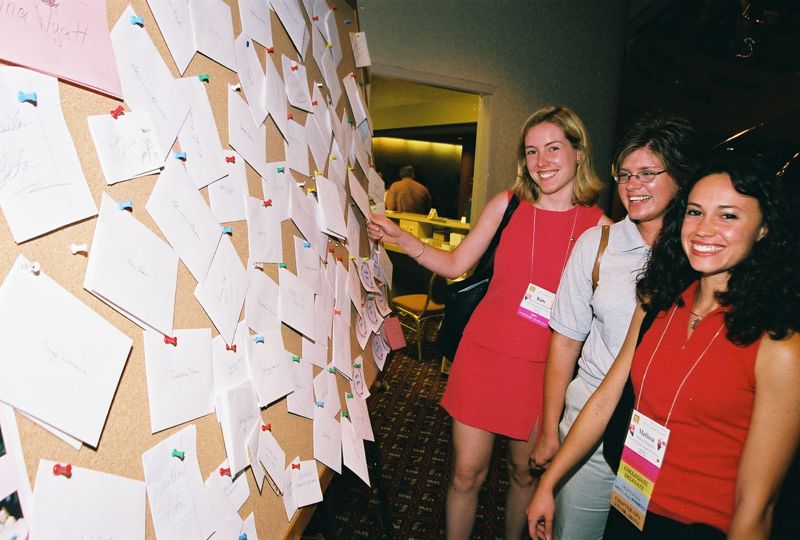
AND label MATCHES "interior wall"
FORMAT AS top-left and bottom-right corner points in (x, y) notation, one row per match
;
(357, 0), (629, 217)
